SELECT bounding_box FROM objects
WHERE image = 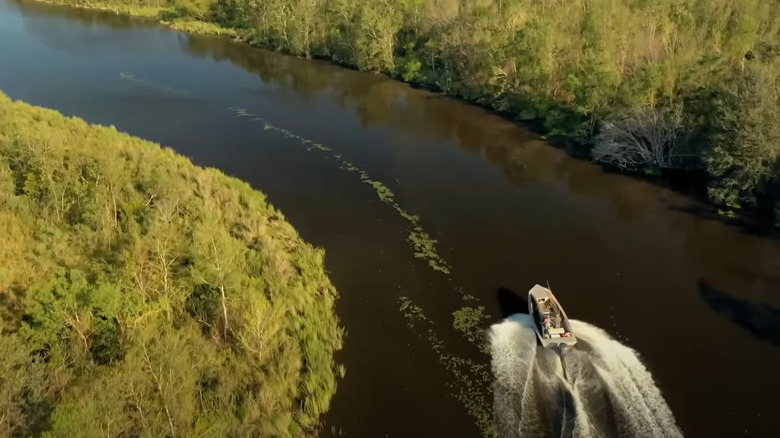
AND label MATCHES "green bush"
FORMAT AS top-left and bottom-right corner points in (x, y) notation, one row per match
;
(209, 0), (251, 29)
